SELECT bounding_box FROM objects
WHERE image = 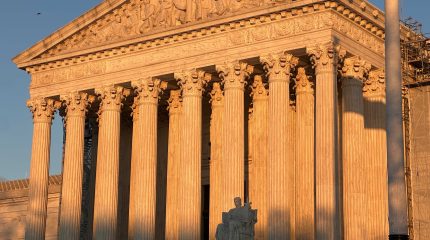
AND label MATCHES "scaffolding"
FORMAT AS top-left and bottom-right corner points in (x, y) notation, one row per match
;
(401, 17), (430, 86)
(401, 17), (430, 239)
